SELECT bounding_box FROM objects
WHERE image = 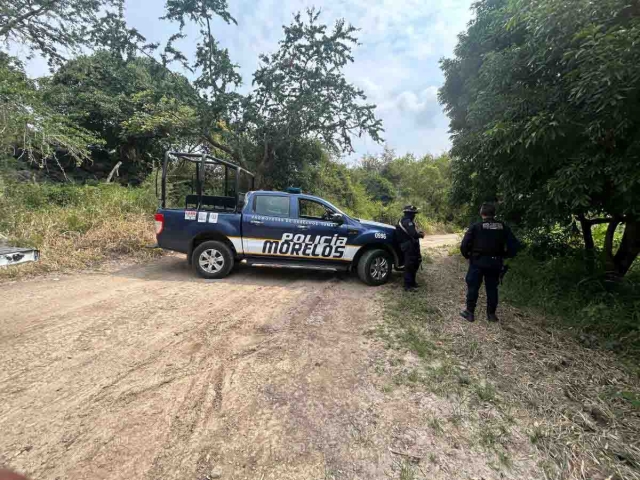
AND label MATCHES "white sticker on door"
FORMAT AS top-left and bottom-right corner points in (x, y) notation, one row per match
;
(185, 210), (197, 220)
(198, 211), (207, 222)
(209, 213), (219, 223)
